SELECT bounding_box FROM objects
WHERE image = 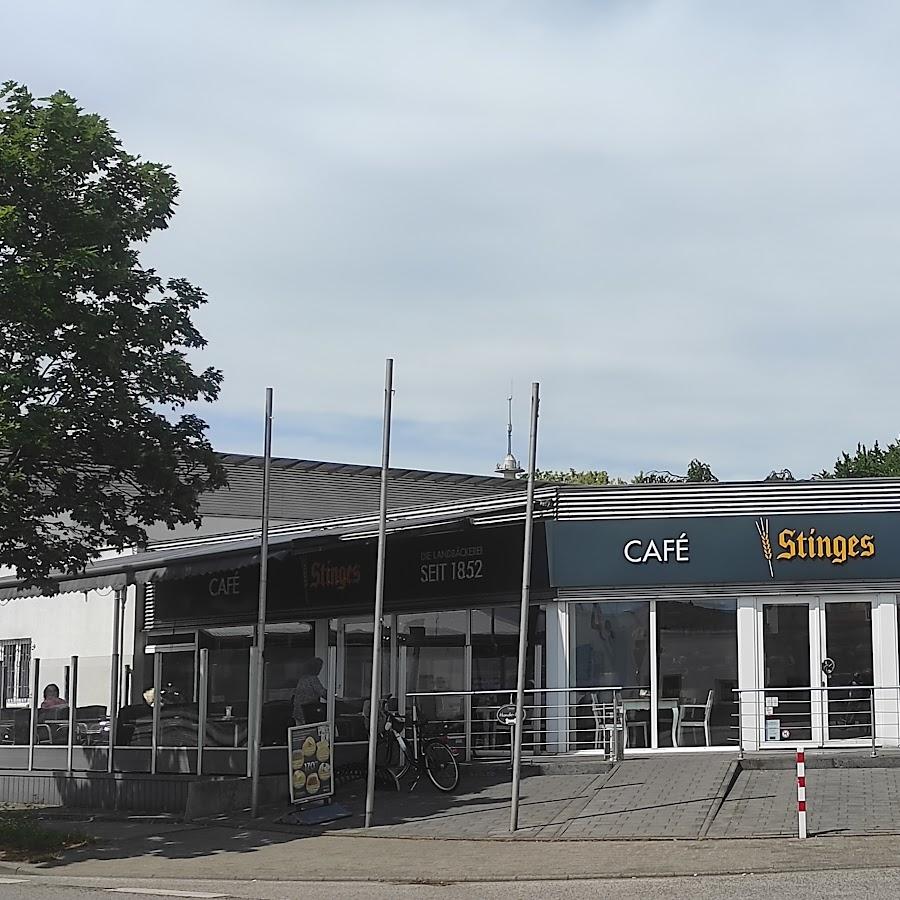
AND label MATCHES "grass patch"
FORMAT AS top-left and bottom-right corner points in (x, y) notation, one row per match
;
(0, 811), (90, 862)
